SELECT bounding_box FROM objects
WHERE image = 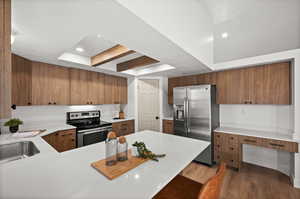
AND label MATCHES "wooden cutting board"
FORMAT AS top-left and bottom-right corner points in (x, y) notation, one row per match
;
(91, 149), (148, 180)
